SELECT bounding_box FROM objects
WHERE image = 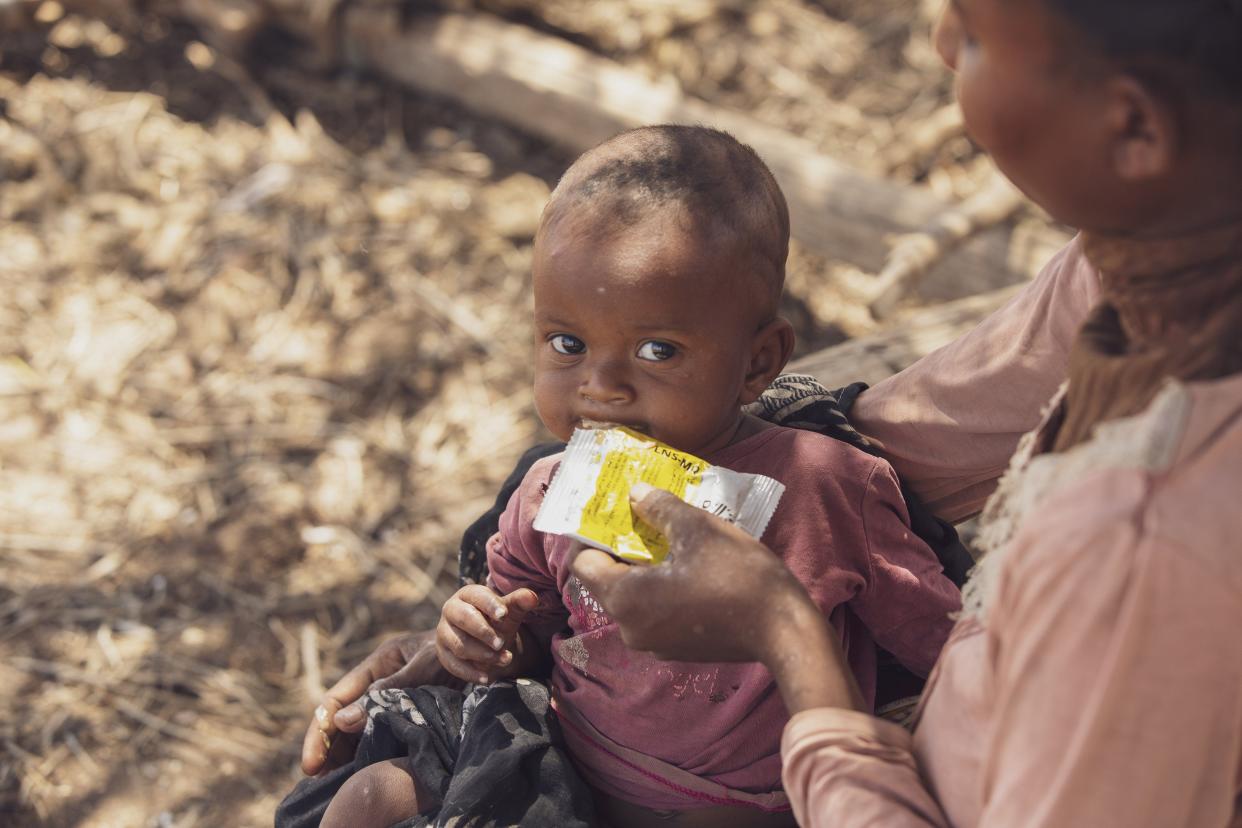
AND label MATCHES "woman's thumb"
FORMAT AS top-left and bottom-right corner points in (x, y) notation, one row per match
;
(628, 482), (693, 536)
